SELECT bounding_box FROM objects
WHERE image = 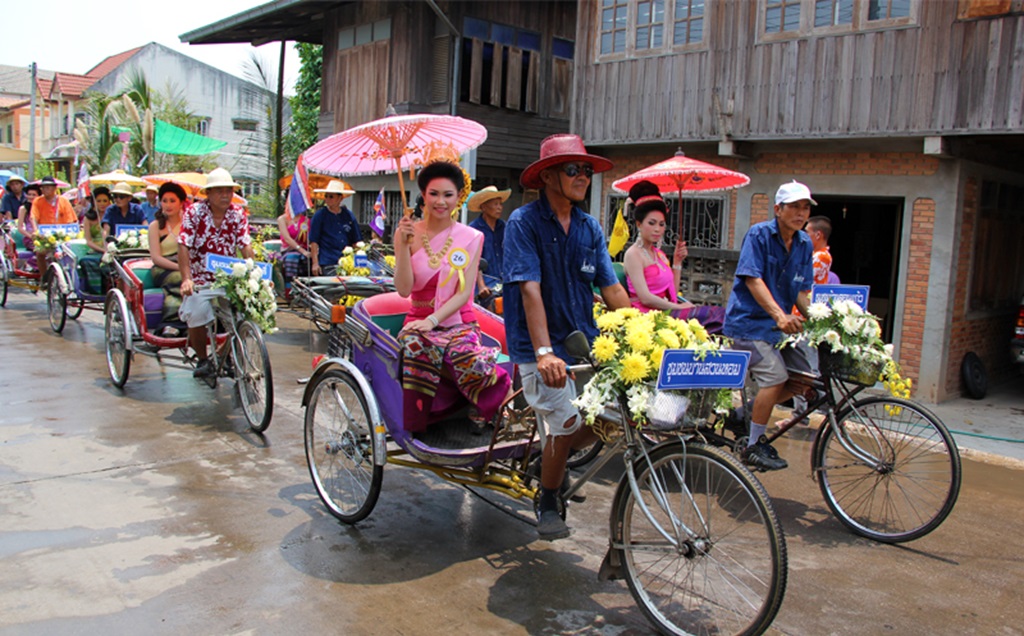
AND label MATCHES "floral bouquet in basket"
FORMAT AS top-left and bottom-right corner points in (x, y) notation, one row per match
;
(101, 229), (148, 264)
(573, 307), (731, 427)
(782, 300), (910, 398)
(34, 229), (82, 253)
(337, 242), (371, 276)
(212, 259), (278, 333)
